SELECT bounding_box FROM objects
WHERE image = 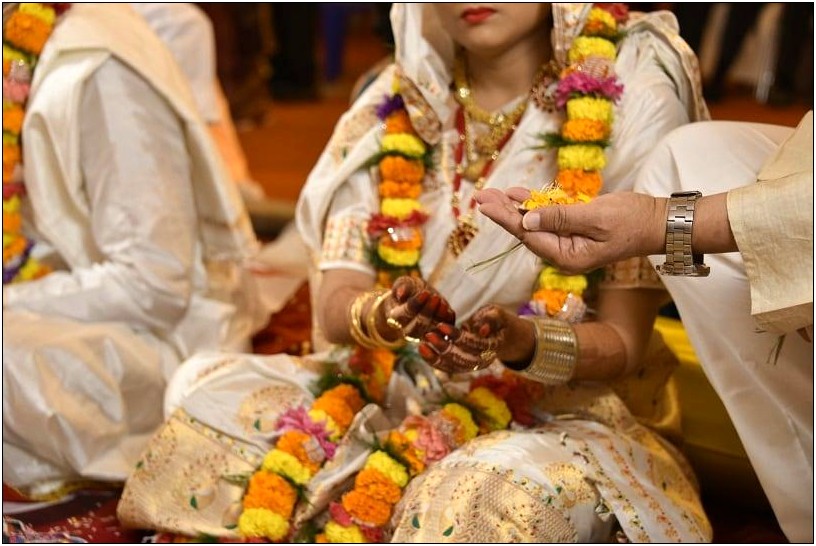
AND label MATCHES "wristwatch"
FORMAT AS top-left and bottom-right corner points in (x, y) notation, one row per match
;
(656, 191), (710, 277)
